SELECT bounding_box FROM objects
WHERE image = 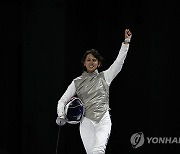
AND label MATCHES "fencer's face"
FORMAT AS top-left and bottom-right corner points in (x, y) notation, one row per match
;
(84, 53), (100, 73)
